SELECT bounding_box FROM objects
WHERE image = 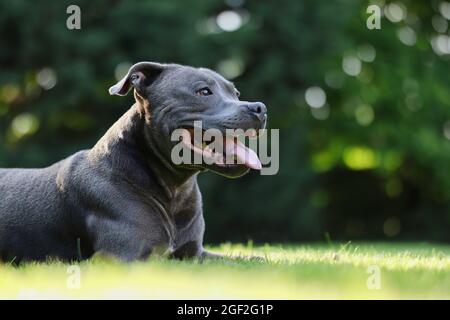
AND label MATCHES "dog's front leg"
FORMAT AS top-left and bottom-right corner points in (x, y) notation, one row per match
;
(87, 209), (173, 262)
